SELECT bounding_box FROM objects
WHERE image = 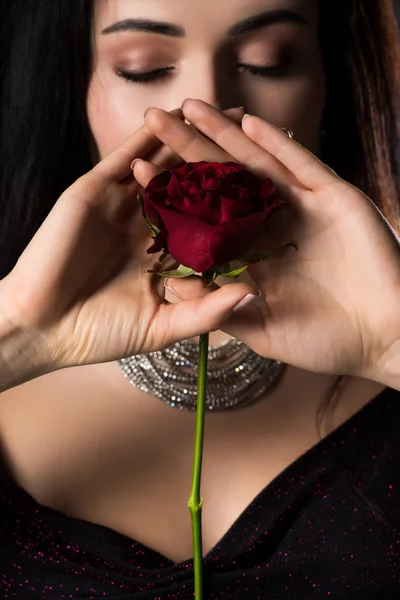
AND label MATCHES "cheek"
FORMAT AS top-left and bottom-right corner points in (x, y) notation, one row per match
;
(86, 67), (152, 161)
(248, 73), (326, 156)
